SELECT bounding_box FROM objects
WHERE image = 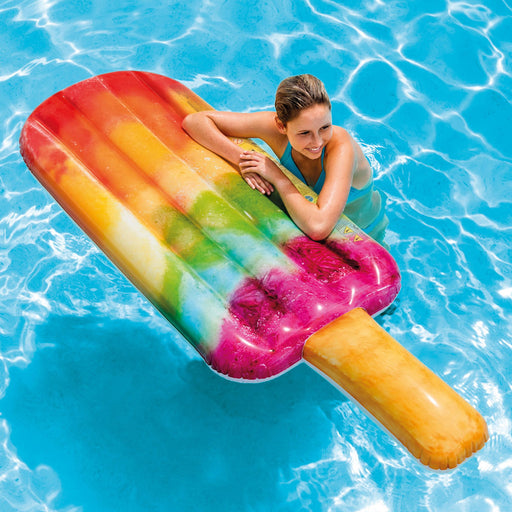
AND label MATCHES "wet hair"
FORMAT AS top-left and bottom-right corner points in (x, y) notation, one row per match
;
(275, 74), (331, 125)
